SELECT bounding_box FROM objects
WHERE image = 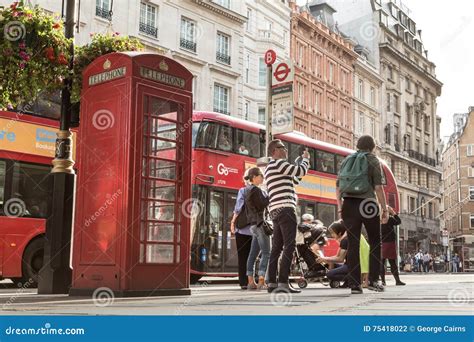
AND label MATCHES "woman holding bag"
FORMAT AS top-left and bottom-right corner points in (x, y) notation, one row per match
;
(244, 167), (270, 290)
